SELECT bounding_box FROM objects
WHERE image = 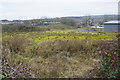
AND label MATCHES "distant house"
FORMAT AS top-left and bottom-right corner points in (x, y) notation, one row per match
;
(97, 25), (104, 29)
(12, 20), (24, 24)
(0, 20), (24, 24)
(104, 21), (120, 31)
(43, 22), (50, 25)
(0, 20), (12, 24)
(42, 22), (60, 25)
(91, 26), (96, 29)
(90, 26), (97, 31)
